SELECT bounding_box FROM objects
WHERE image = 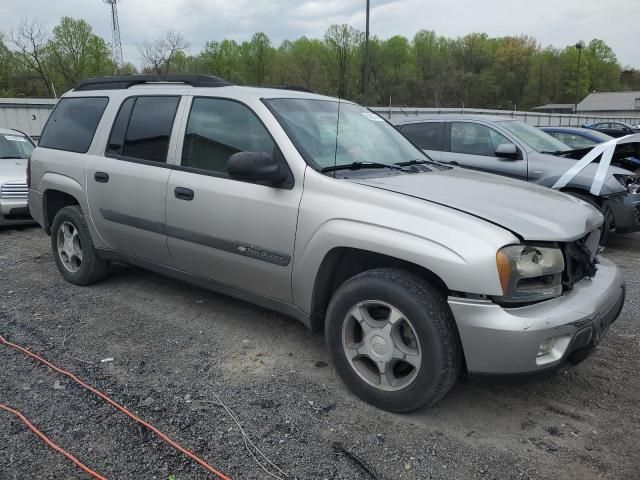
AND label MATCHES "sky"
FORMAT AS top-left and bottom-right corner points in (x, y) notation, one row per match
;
(1, 0), (639, 69)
